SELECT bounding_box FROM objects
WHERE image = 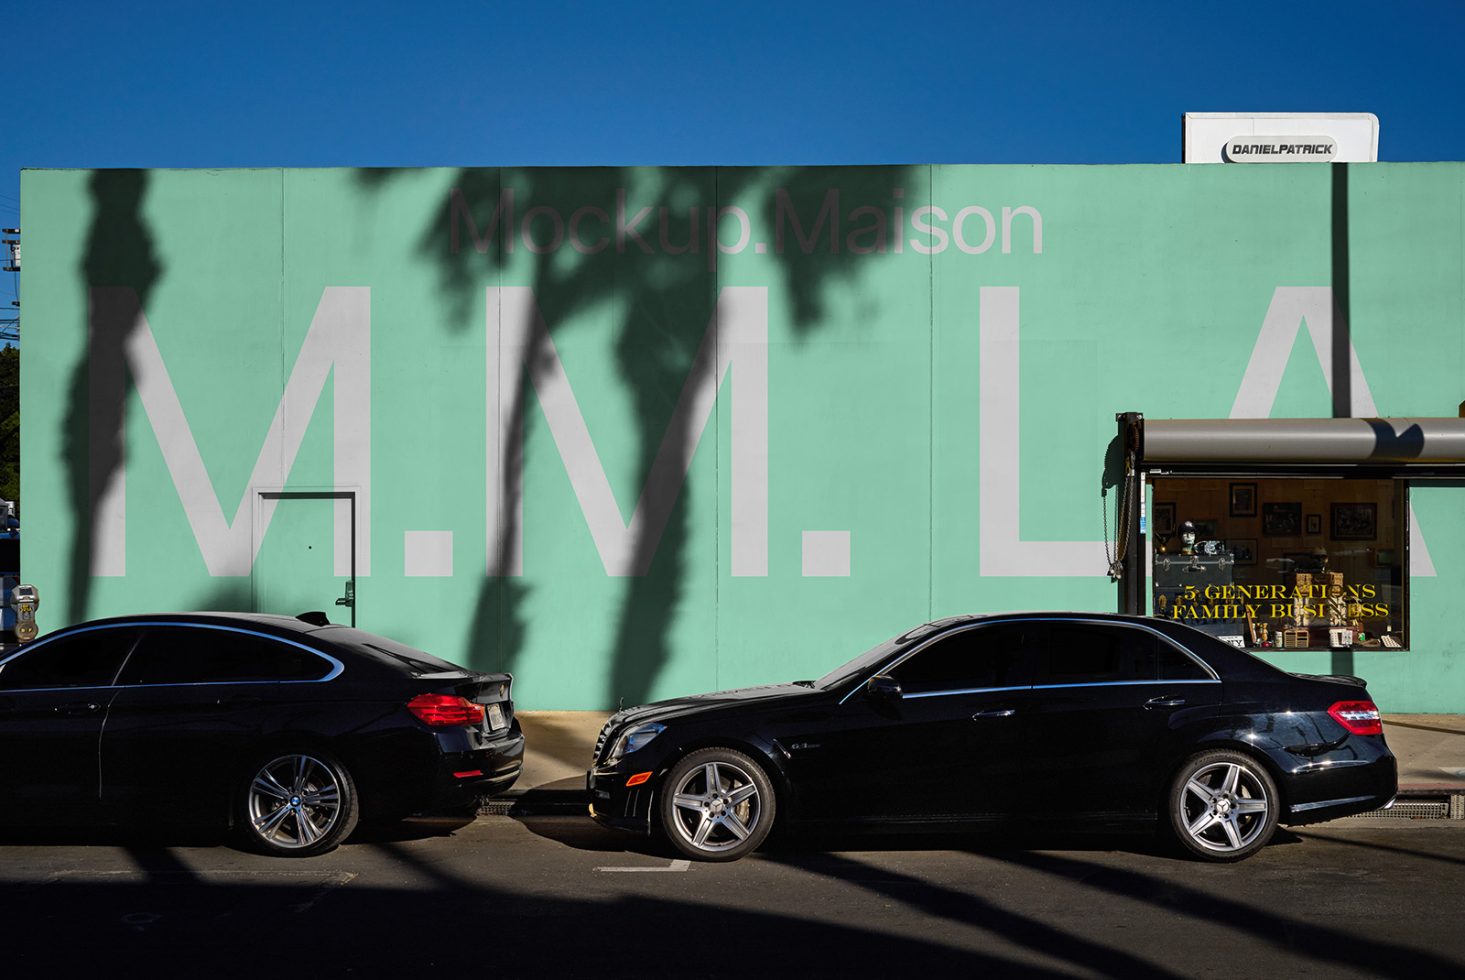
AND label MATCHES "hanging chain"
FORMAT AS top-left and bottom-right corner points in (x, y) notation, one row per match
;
(1103, 450), (1135, 582)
